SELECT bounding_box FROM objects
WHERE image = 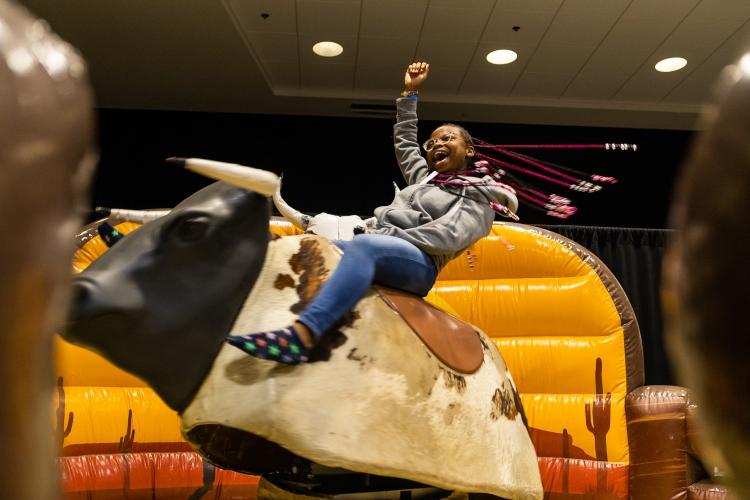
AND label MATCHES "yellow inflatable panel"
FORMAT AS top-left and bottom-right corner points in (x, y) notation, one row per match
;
(270, 218), (304, 236)
(431, 276), (621, 338)
(495, 336), (627, 395)
(438, 224), (593, 280)
(56, 339), (146, 387)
